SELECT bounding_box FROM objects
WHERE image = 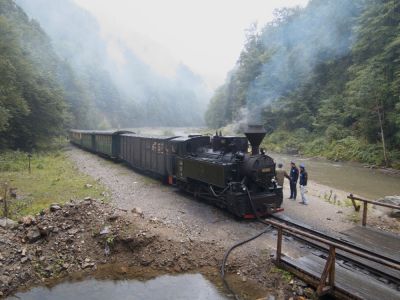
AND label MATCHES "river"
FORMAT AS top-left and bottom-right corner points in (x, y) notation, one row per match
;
(270, 152), (400, 200)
